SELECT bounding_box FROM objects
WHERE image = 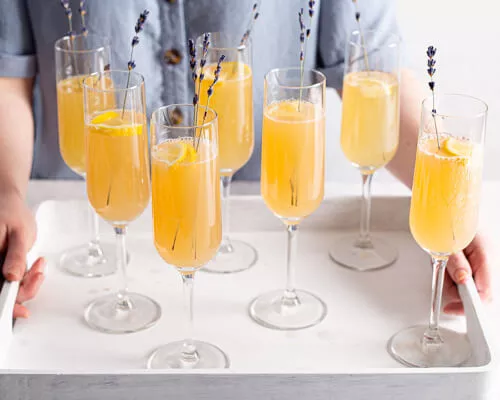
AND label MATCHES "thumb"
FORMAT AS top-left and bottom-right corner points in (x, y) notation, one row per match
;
(446, 250), (471, 286)
(3, 229), (28, 281)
